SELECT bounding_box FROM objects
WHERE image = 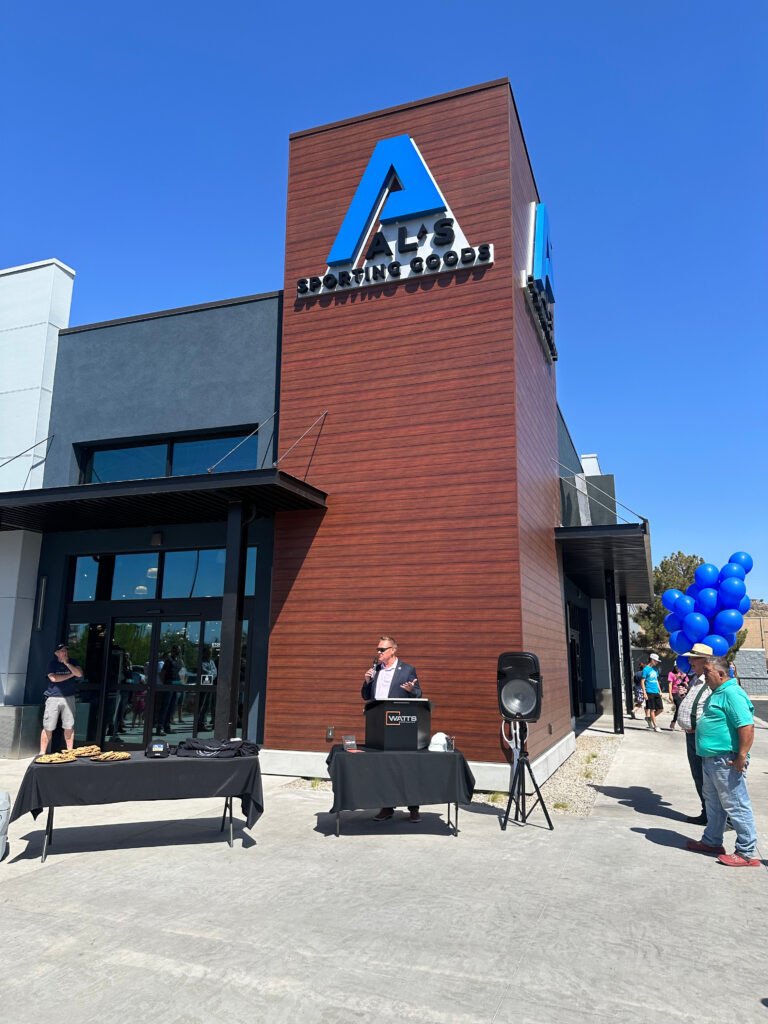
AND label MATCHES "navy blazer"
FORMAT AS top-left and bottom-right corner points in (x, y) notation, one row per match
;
(361, 660), (422, 700)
